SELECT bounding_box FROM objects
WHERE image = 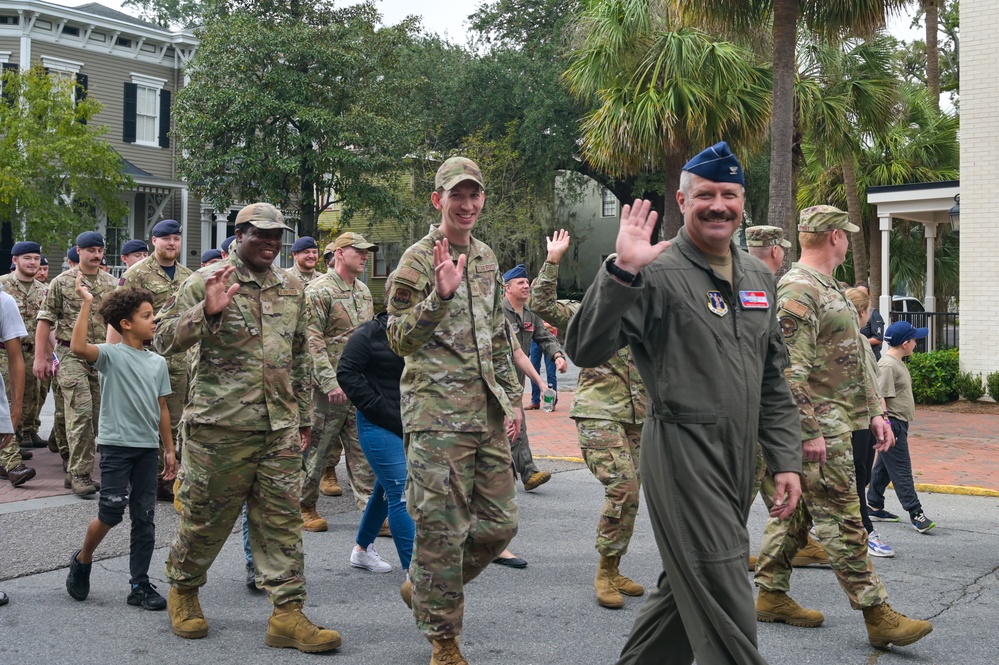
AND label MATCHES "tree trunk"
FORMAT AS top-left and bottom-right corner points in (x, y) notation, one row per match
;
(298, 157), (317, 240)
(660, 151), (686, 241)
(924, 0), (940, 110)
(767, 0), (799, 240)
(842, 155), (868, 284)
